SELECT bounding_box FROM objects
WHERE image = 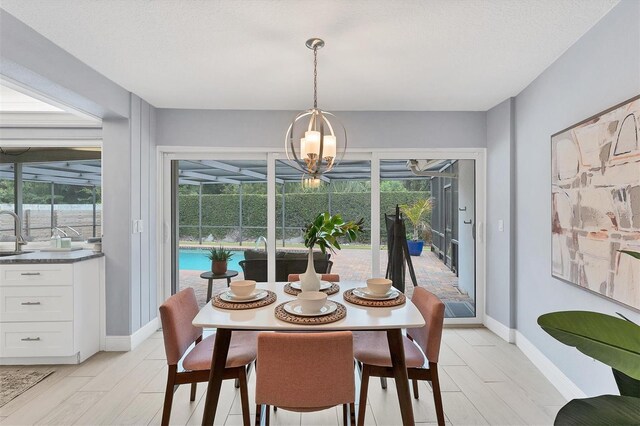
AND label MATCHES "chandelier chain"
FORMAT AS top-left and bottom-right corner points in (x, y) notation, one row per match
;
(313, 46), (318, 109)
